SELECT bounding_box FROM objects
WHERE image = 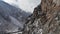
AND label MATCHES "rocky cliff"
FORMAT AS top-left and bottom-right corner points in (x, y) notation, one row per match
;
(22, 0), (60, 34)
